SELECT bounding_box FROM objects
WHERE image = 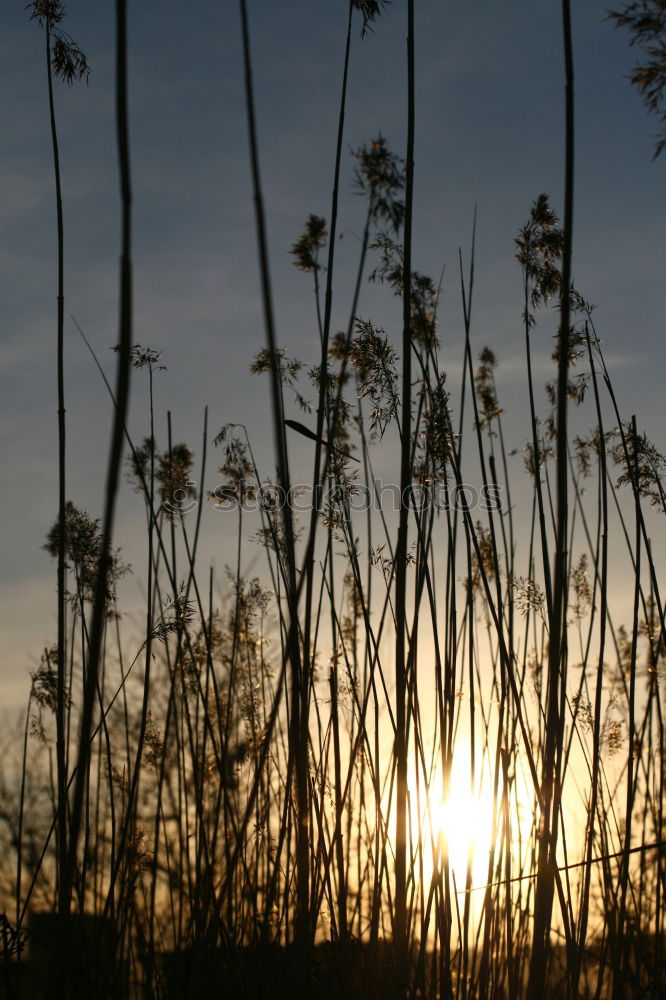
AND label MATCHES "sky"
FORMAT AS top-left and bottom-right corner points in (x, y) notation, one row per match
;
(0, 0), (664, 708)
